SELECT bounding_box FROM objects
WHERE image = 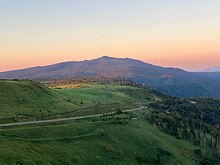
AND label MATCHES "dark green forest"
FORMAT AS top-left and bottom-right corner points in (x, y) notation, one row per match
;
(147, 97), (220, 164)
